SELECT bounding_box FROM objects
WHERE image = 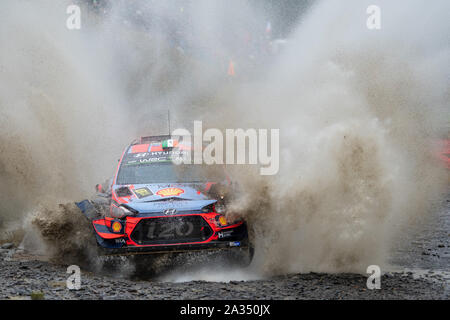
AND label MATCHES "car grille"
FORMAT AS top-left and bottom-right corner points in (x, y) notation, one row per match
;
(130, 215), (213, 245)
